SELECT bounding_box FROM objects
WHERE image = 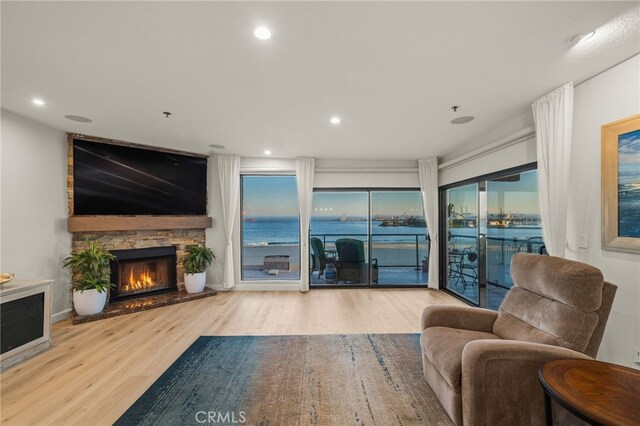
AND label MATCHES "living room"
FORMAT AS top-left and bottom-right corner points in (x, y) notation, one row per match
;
(1, 2), (639, 425)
